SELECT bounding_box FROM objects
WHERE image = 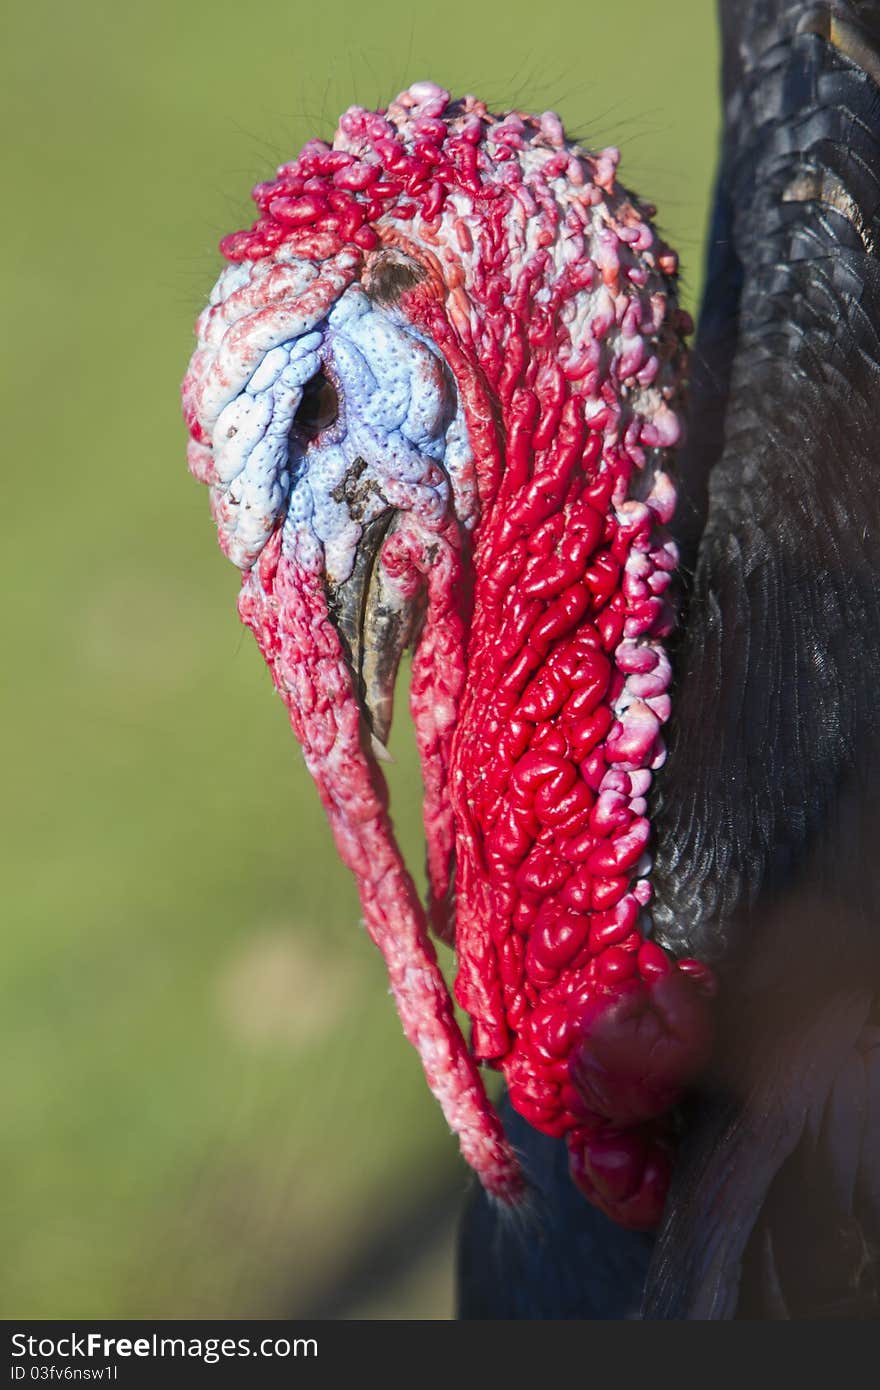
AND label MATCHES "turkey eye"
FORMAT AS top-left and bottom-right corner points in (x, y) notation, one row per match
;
(294, 371), (338, 437)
